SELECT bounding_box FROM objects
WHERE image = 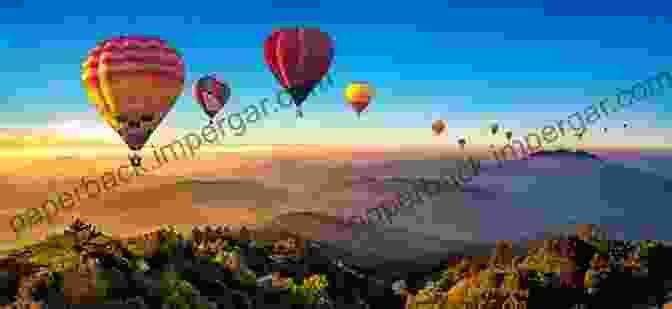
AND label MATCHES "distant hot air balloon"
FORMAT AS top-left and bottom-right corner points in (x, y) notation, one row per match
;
(344, 81), (375, 118)
(490, 122), (499, 136)
(193, 75), (230, 124)
(457, 137), (467, 151)
(264, 28), (334, 118)
(432, 120), (446, 135)
(505, 130), (513, 143)
(81, 36), (185, 167)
